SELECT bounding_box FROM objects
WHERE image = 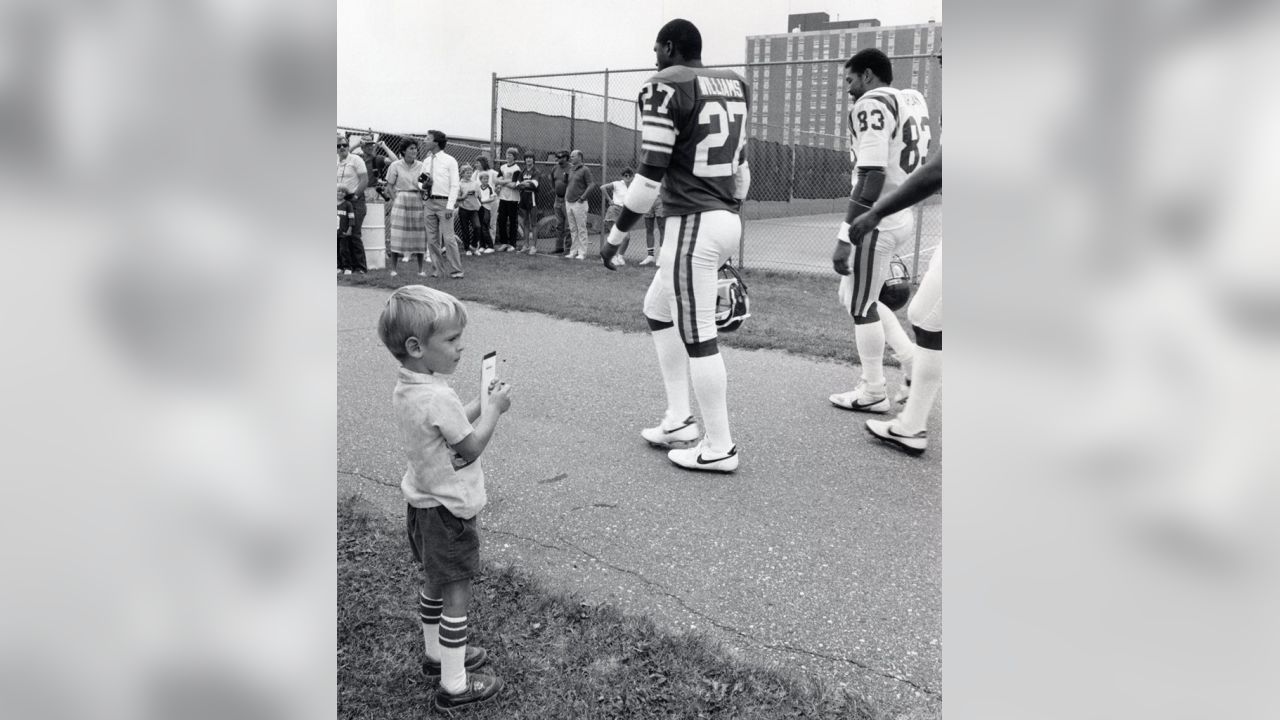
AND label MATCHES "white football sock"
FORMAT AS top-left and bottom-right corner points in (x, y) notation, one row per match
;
(418, 592), (443, 662)
(652, 326), (691, 424)
(689, 353), (732, 453)
(855, 320), (887, 387)
(879, 303), (916, 366)
(897, 347), (941, 434)
(438, 614), (468, 694)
